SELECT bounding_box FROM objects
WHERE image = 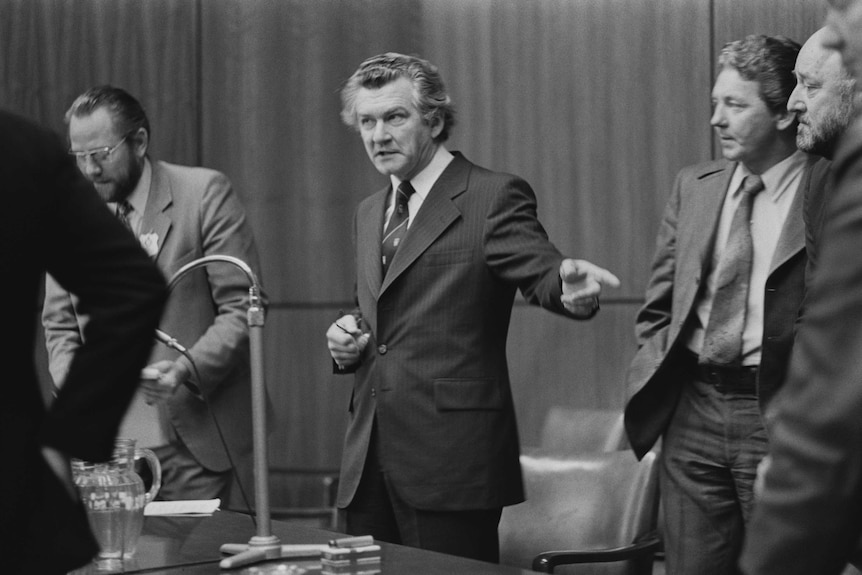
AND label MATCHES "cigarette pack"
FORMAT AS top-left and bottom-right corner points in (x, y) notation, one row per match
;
(320, 544), (382, 574)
